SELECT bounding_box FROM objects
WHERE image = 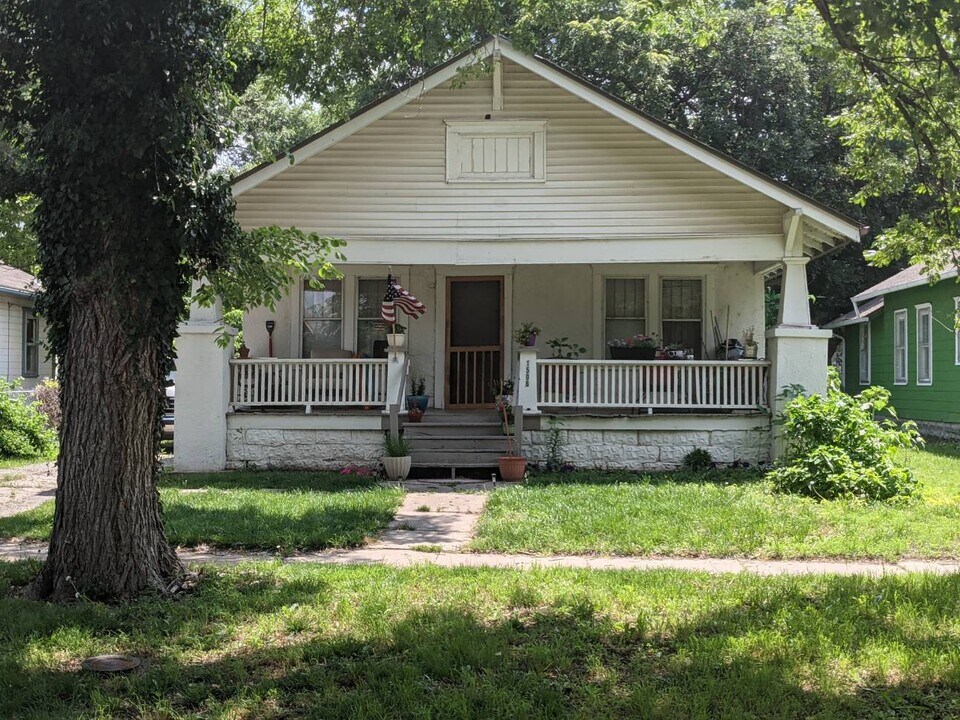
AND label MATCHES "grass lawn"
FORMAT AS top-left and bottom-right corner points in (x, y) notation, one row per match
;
(470, 444), (960, 560)
(0, 471), (402, 552)
(2, 561), (960, 719)
(0, 449), (57, 472)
